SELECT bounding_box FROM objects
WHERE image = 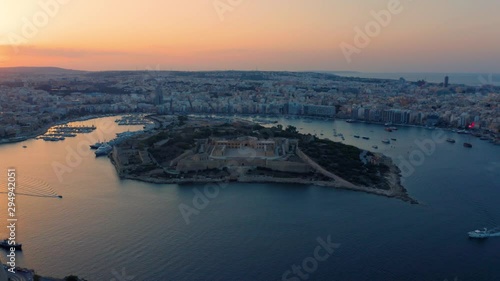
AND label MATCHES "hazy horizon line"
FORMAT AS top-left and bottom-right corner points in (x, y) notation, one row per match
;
(1, 66), (499, 75)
